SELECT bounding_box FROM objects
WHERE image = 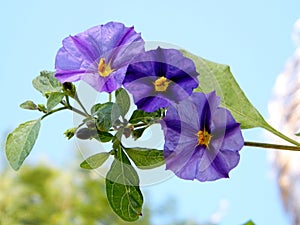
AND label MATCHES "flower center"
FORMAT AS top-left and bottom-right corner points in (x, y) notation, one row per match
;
(196, 130), (211, 147)
(98, 58), (113, 77)
(153, 76), (171, 92)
